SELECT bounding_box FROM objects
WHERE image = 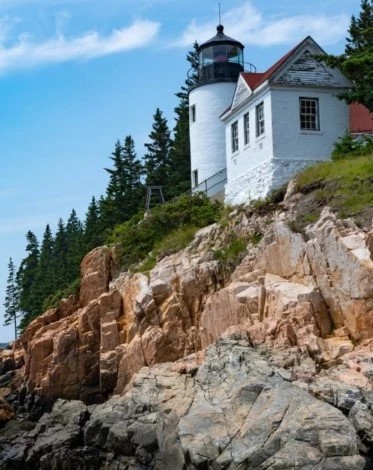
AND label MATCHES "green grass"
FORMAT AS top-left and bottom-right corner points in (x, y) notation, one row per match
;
(213, 237), (247, 265)
(138, 225), (199, 274)
(109, 194), (222, 272)
(290, 155), (373, 232)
